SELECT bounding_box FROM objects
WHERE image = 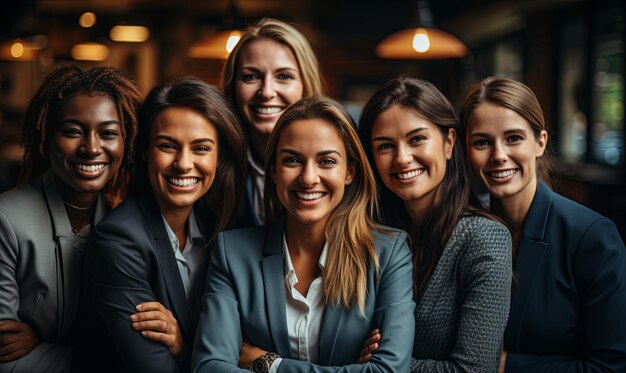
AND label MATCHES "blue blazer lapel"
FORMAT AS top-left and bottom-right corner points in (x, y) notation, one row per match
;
(505, 181), (552, 350)
(260, 222), (292, 357)
(136, 192), (194, 344)
(318, 304), (345, 364)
